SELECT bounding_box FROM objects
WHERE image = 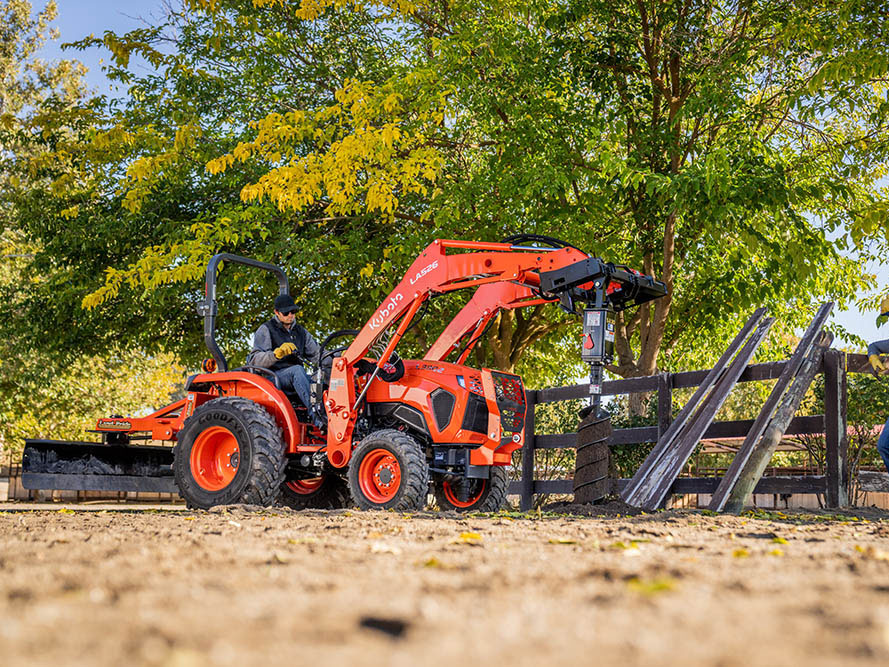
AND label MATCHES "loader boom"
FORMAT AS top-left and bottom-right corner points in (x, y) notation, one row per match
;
(324, 239), (666, 467)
